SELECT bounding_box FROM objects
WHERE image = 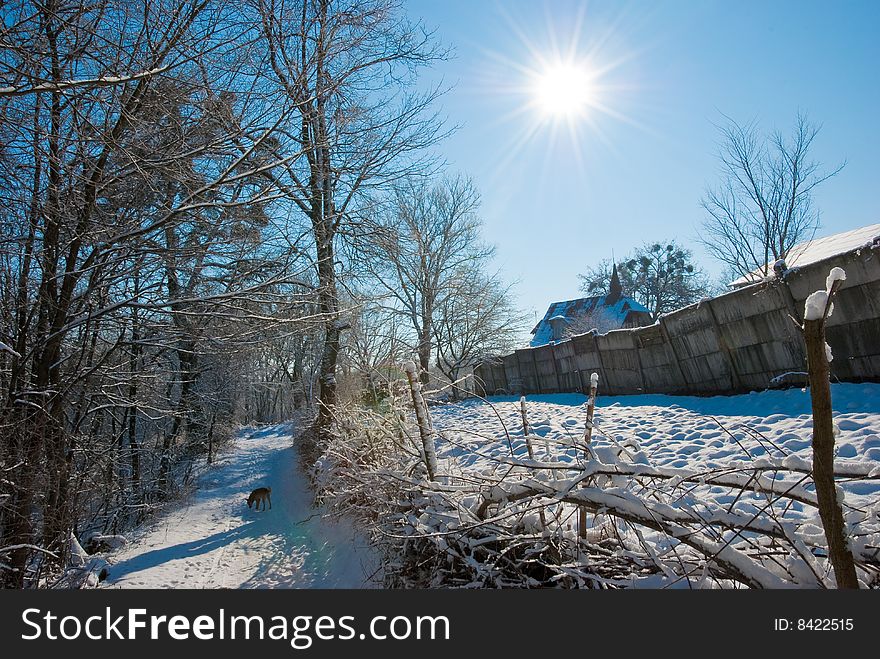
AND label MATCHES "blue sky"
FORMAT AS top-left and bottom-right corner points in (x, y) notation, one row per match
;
(408, 0), (880, 324)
